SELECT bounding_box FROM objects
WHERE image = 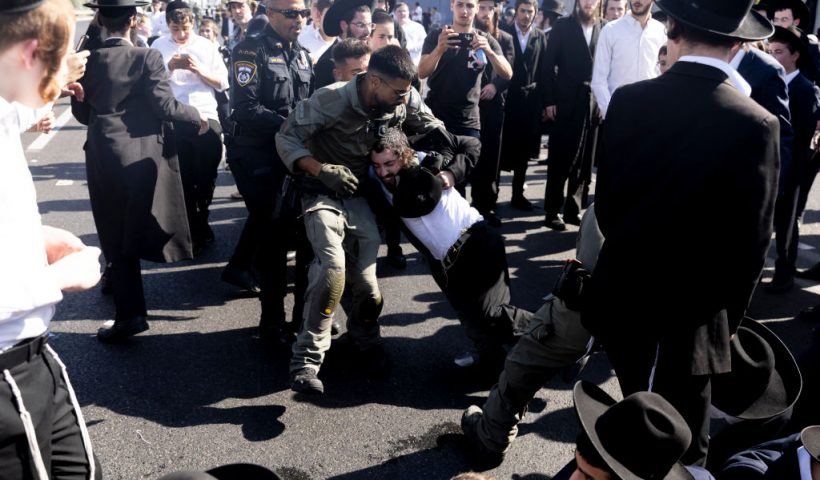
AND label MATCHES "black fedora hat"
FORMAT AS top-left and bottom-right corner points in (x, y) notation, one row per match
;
(802, 426), (820, 462)
(392, 165), (443, 218)
(84, 0), (150, 8)
(0, 0), (44, 13)
(656, 0), (774, 41)
(711, 318), (802, 421)
(541, 0), (564, 15)
(323, 0), (371, 36)
(770, 0), (810, 26)
(573, 382), (694, 480)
